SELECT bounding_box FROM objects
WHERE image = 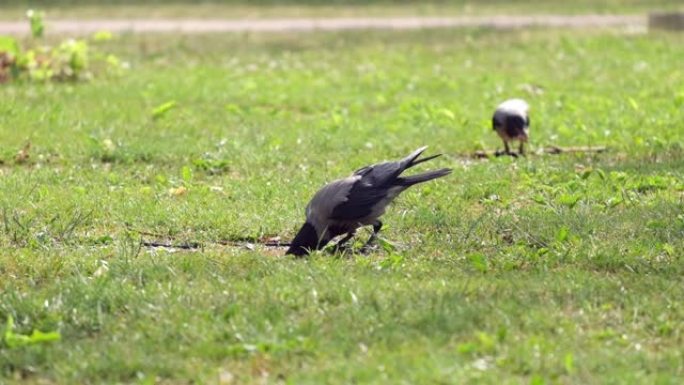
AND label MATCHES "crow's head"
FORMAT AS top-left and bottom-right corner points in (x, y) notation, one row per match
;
(286, 222), (329, 256)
